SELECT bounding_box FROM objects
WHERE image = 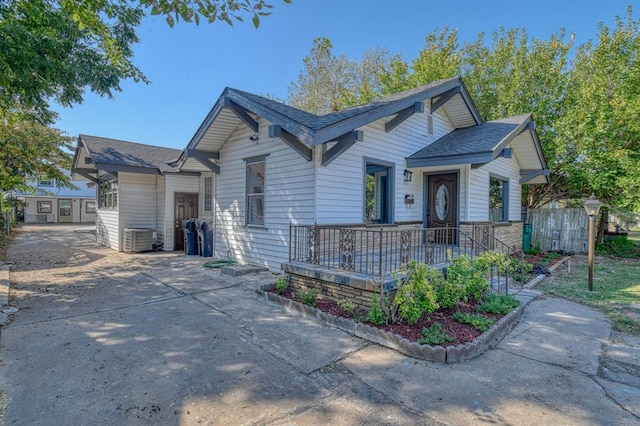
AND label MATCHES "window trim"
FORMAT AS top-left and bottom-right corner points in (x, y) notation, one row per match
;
(98, 177), (118, 210)
(489, 175), (509, 222)
(244, 154), (268, 227)
(37, 201), (52, 214)
(363, 156), (395, 225)
(203, 176), (213, 212)
(85, 201), (96, 214)
(37, 176), (54, 187)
